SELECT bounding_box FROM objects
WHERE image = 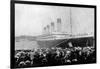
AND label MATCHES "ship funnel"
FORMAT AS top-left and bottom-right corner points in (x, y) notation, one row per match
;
(51, 22), (55, 34)
(57, 18), (62, 32)
(47, 25), (50, 34)
(43, 27), (46, 34)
